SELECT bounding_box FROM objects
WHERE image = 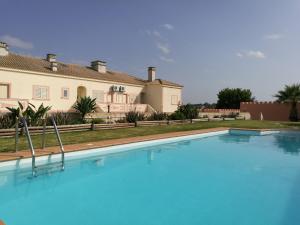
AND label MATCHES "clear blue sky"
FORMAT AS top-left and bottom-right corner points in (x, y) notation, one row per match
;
(1, 0), (299, 103)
